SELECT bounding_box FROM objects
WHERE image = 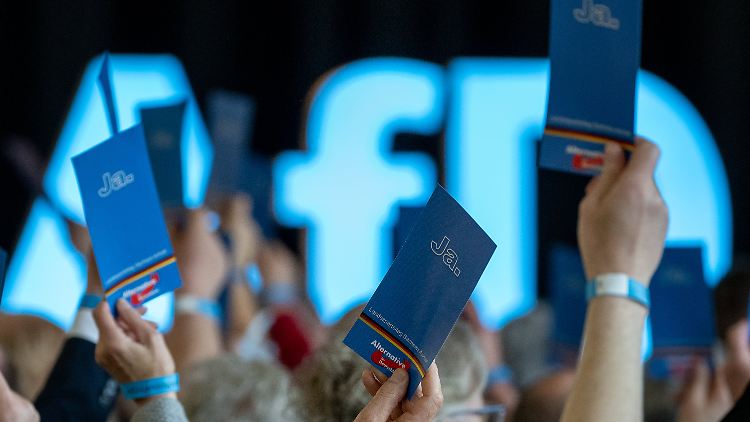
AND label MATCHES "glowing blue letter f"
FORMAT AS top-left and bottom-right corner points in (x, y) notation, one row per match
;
(274, 59), (443, 323)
